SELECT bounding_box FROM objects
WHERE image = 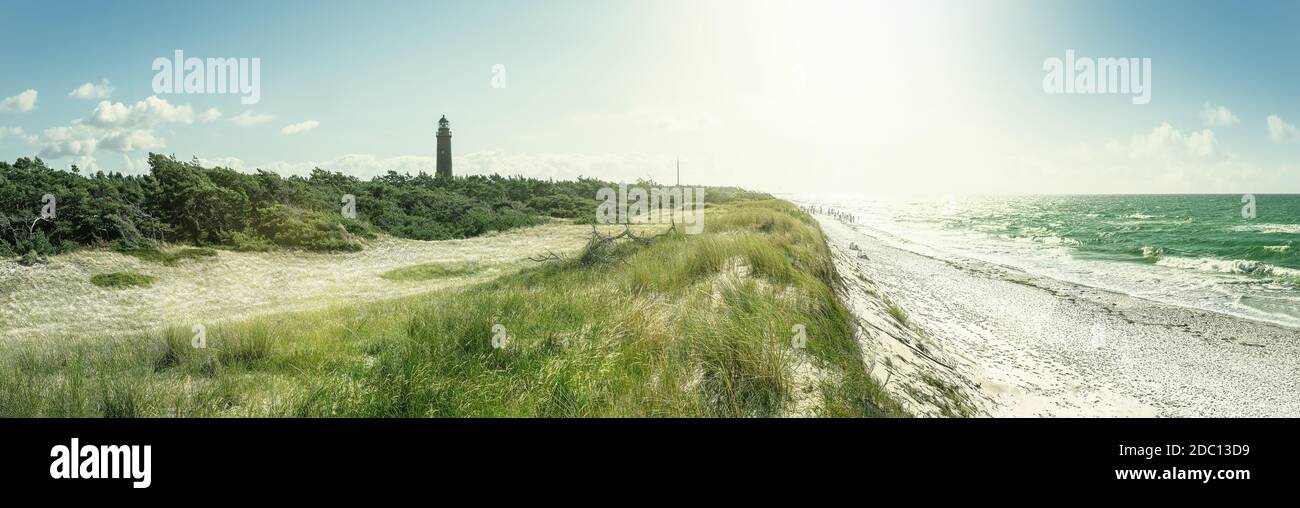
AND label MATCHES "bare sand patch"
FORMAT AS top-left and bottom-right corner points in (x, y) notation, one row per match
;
(0, 223), (593, 341)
